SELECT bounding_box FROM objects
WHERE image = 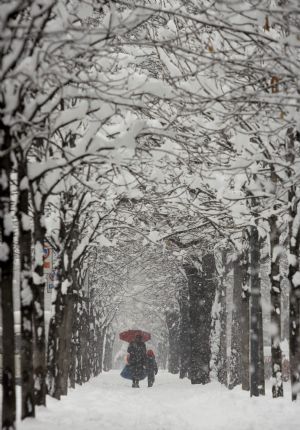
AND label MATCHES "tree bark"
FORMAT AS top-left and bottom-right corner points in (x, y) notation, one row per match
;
(240, 236), (250, 391)
(157, 338), (168, 370)
(217, 291), (227, 385)
(249, 226), (265, 397)
(69, 295), (79, 388)
(288, 194), (300, 401)
(97, 325), (106, 377)
(229, 258), (242, 389)
(32, 213), (47, 405)
(103, 328), (115, 372)
(80, 298), (90, 381)
(46, 316), (56, 395)
(75, 296), (83, 384)
(217, 252), (227, 386)
(48, 199), (74, 398)
(48, 255), (64, 399)
(165, 309), (180, 374)
(17, 156), (35, 418)
(0, 130), (16, 430)
(185, 262), (204, 383)
(285, 128), (300, 400)
(86, 299), (93, 381)
(94, 312), (101, 377)
(269, 214), (283, 397)
(185, 254), (217, 384)
(59, 242), (80, 393)
(178, 282), (191, 379)
(59, 292), (75, 395)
